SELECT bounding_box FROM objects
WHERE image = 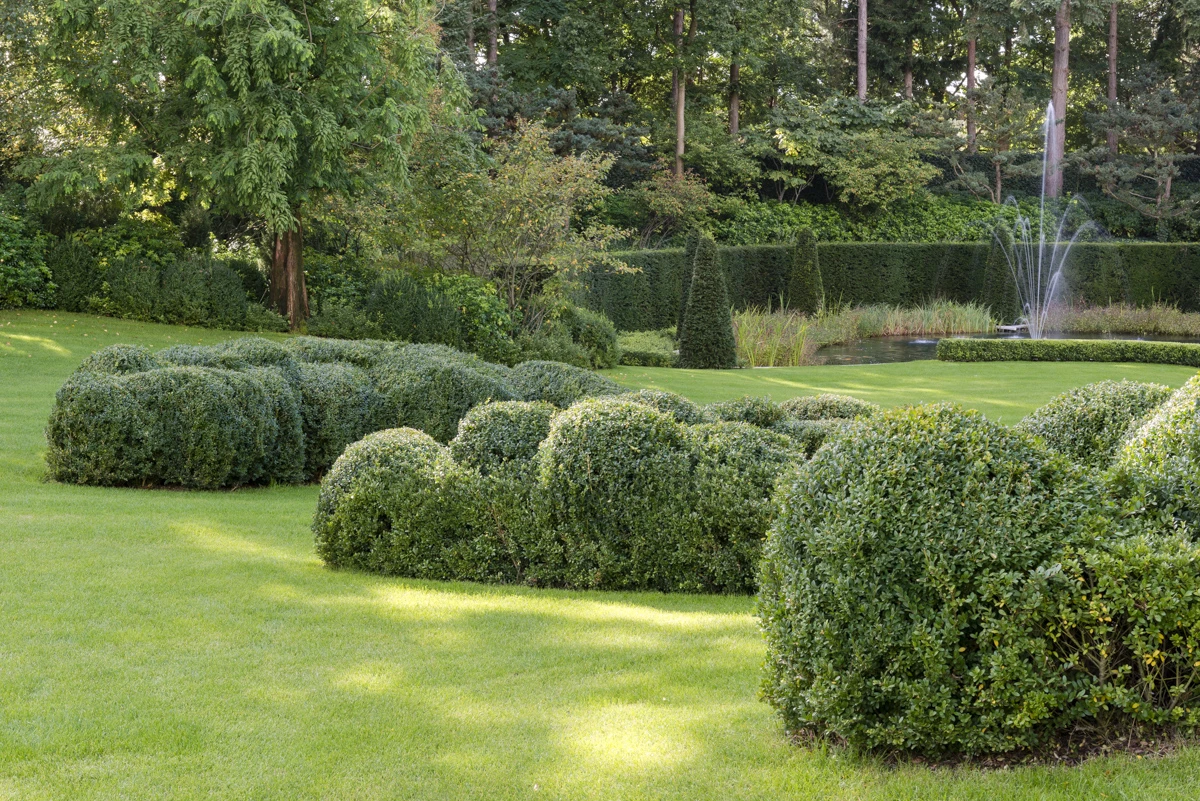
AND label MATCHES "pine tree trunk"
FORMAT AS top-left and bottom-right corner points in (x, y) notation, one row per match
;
(487, 0), (497, 65)
(857, 0), (867, 101)
(270, 222), (309, 331)
(1107, 1), (1118, 156)
(1048, 0), (1070, 198)
(674, 6), (686, 176)
(466, 0), (475, 59)
(729, 60), (740, 137)
(903, 39), (913, 99)
(966, 37), (977, 153)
